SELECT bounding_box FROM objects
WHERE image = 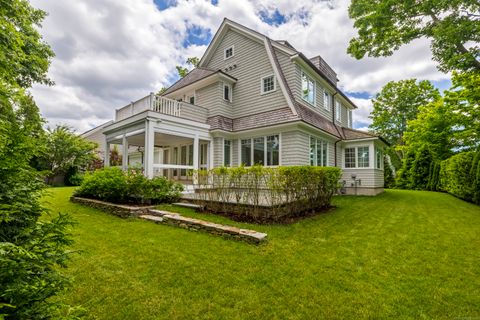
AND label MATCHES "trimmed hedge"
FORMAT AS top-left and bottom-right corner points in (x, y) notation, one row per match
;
(440, 151), (479, 203)
(194, 165), (342, 222)
(74, 167), (183, 204)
